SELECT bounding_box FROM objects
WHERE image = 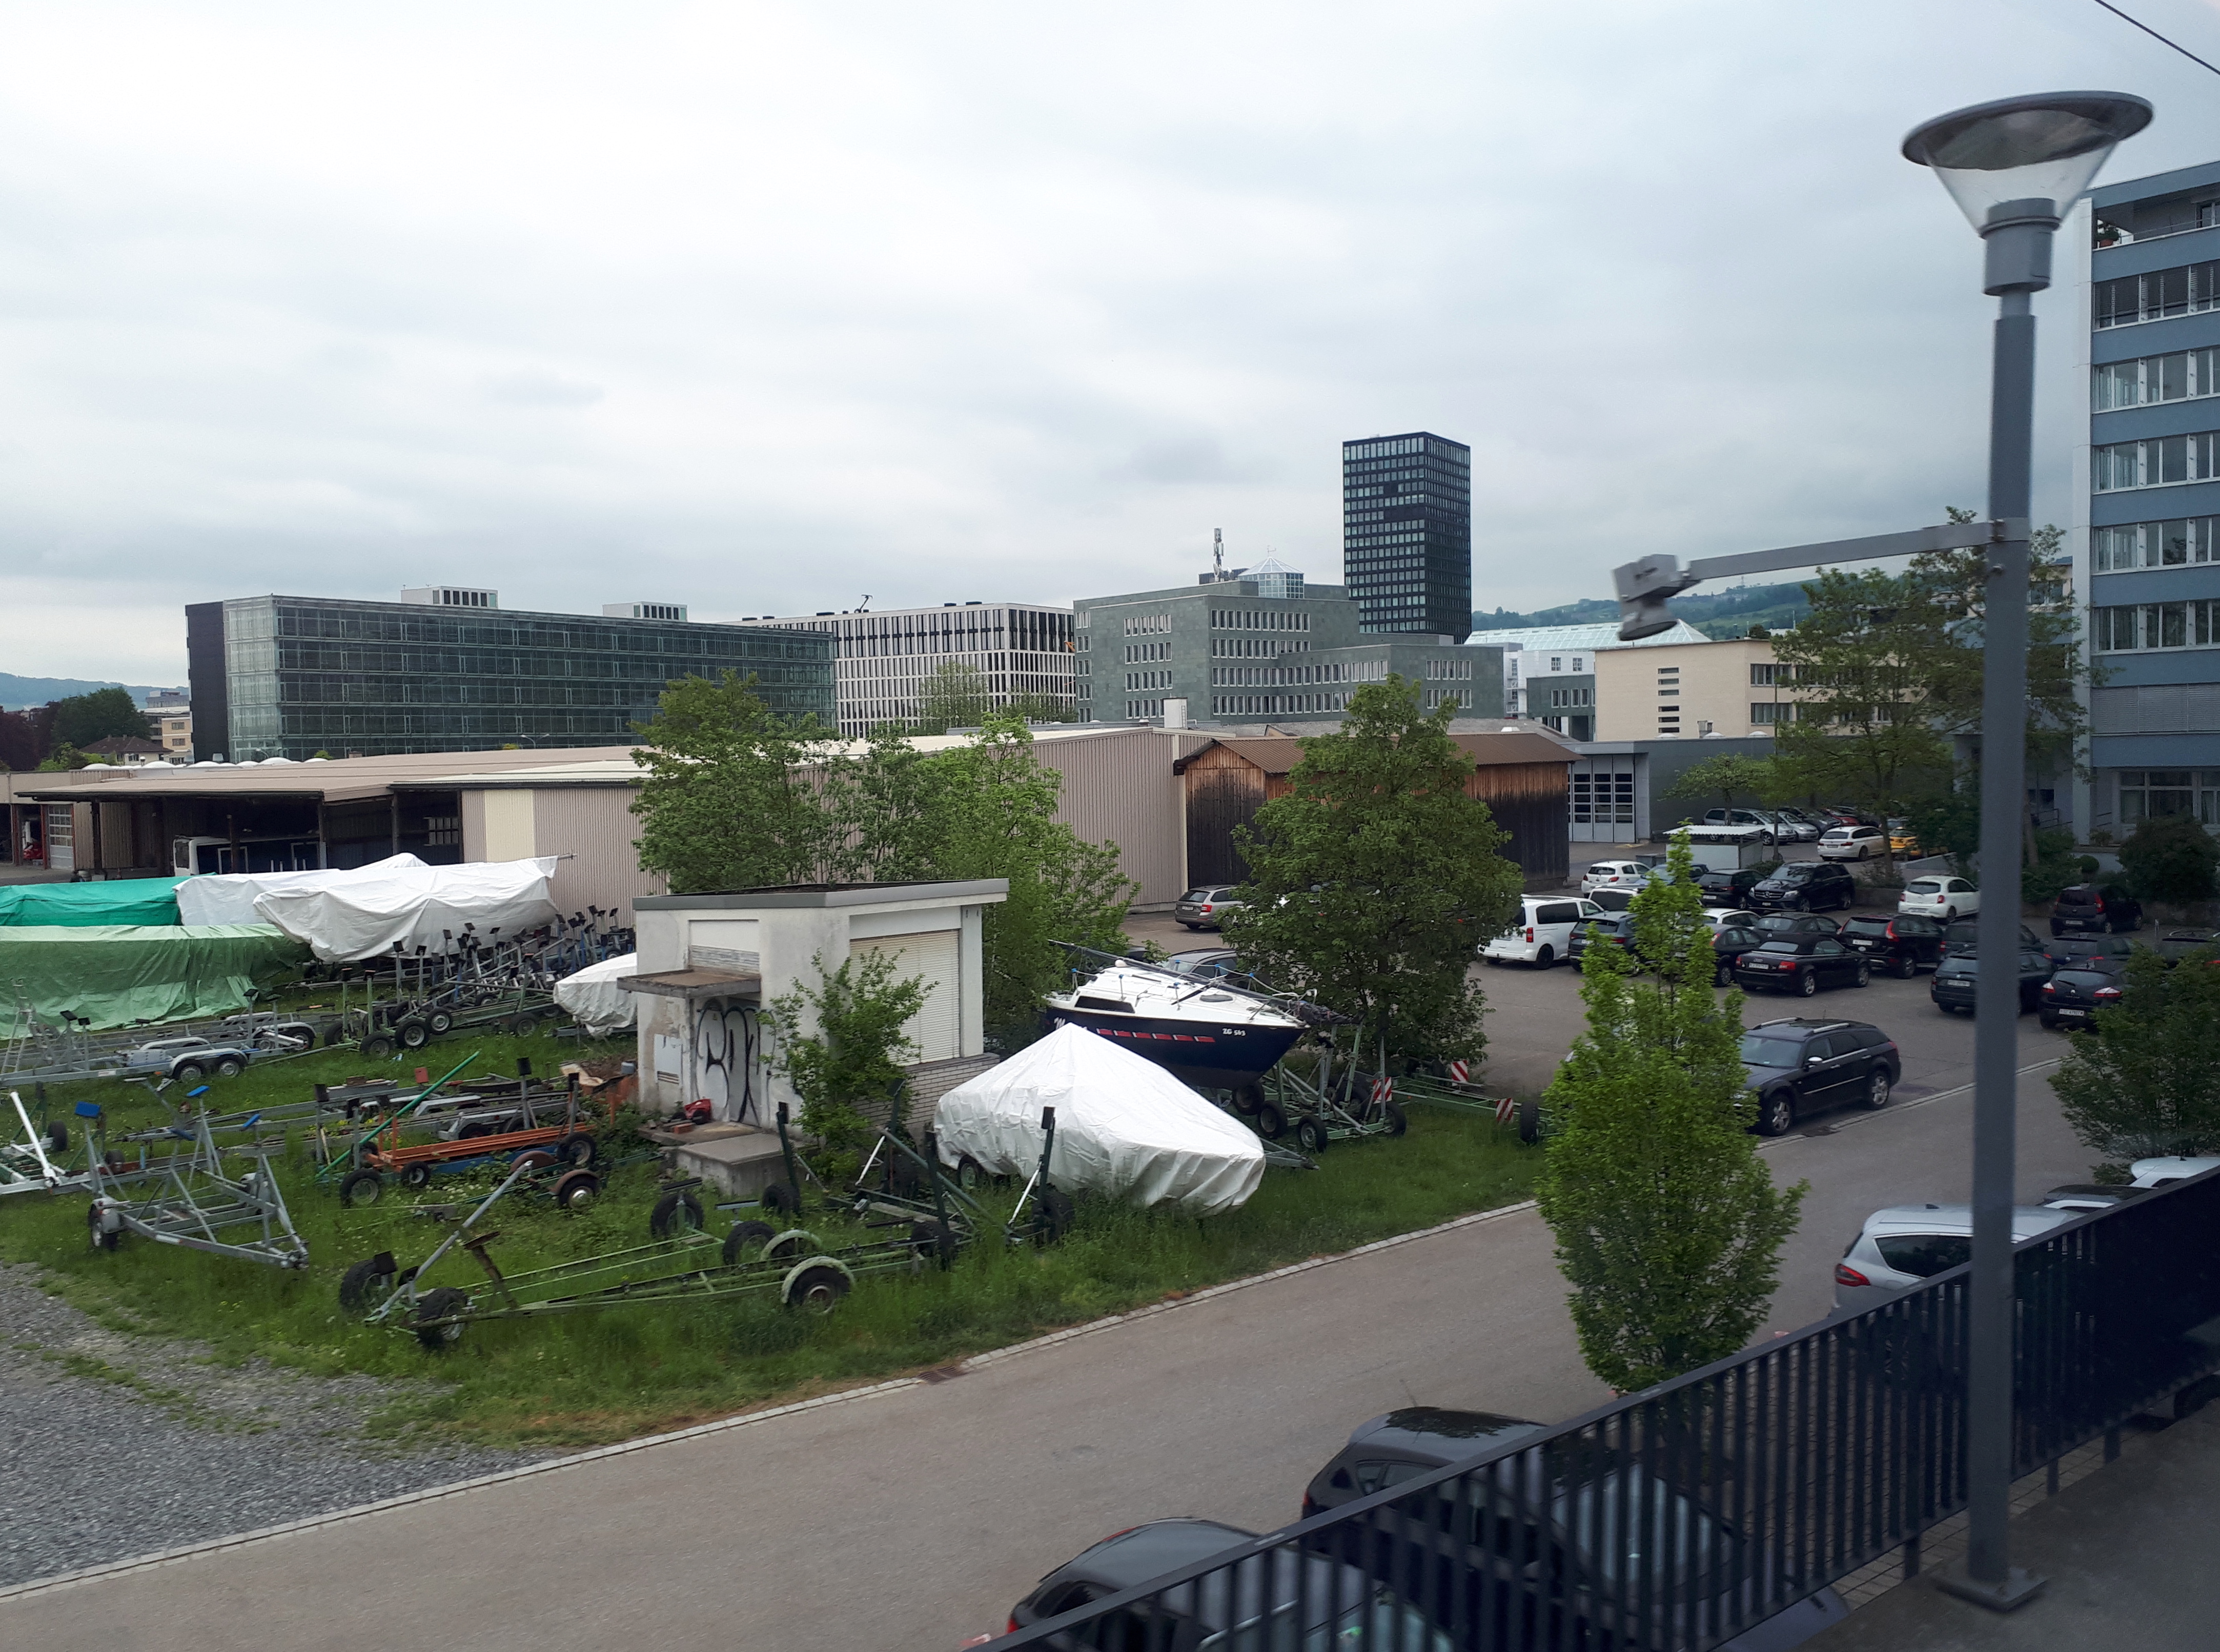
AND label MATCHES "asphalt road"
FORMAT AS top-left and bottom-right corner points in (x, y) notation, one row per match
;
(2, 911), (2099, 1651)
